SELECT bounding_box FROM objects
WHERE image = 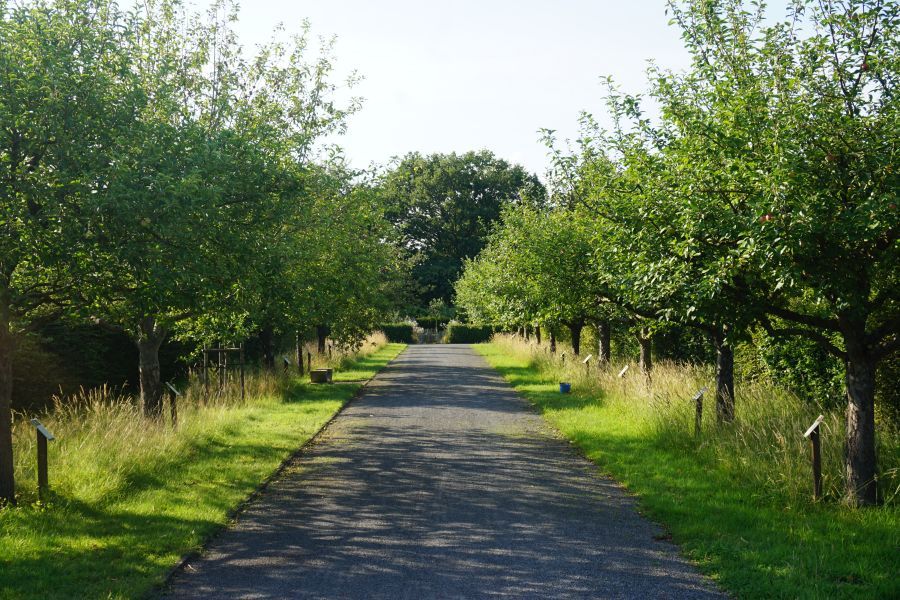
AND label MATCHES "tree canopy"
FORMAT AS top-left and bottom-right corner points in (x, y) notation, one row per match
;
(378, 150), (544, 309)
